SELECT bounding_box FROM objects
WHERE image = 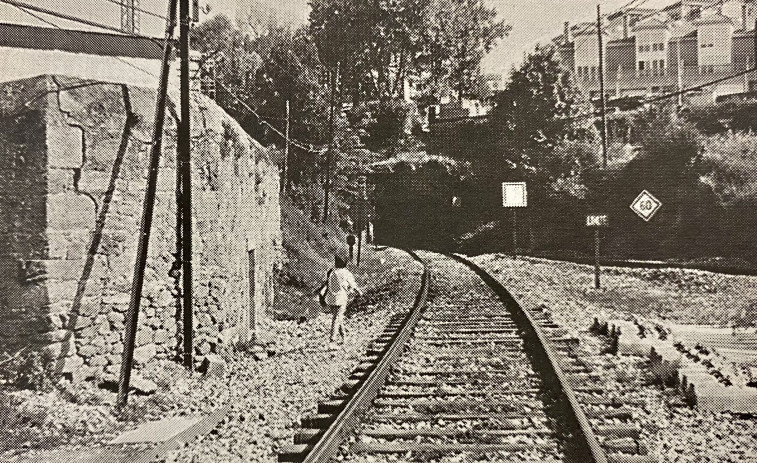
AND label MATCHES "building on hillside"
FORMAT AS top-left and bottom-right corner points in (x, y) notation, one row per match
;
(556, 0), (757, 104)
(483, 73), (505, 93)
